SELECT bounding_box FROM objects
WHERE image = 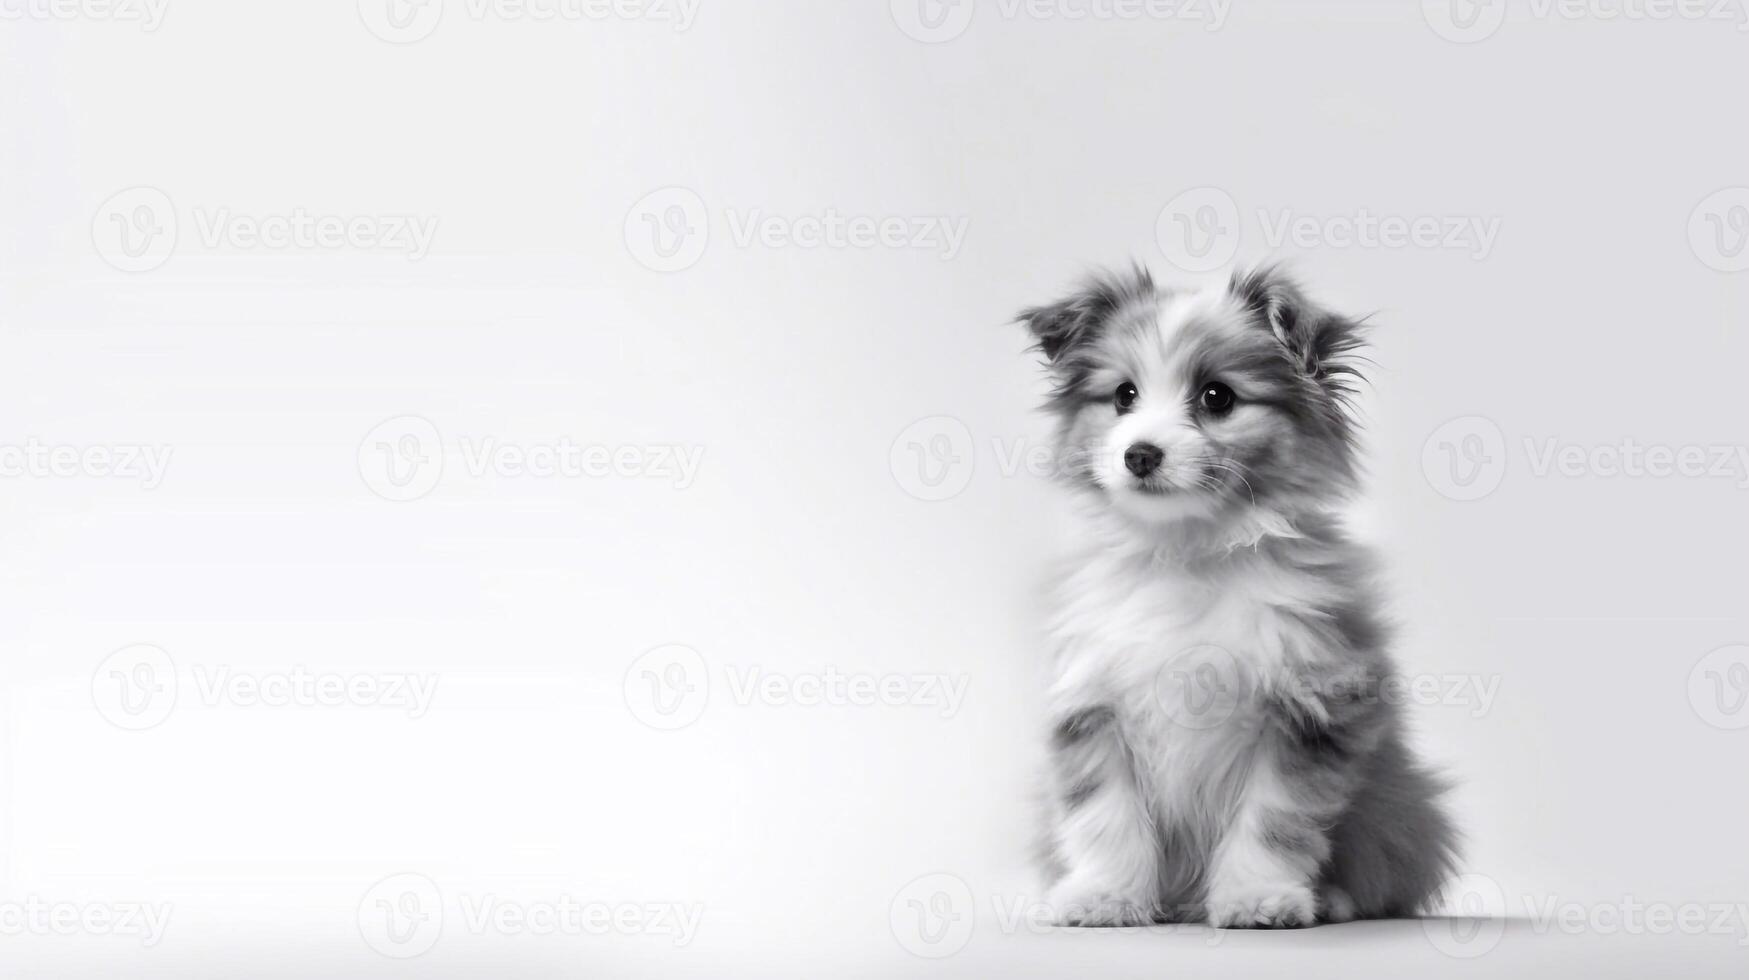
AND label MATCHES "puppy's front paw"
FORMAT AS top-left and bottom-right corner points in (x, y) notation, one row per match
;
(1046, 878), (1156, 928)
(1205, 883), (1317, 929)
